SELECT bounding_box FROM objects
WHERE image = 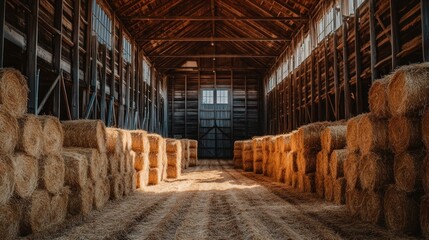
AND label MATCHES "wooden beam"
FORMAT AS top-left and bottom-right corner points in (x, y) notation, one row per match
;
(126, 16), (308, 21)
(140, 37), (291, 42)
(53, 0), (63, 117)
(354, 2), (363, 114)
(333, 8), (340, 120)
(342, 18), (351, 119)
(72, 0), (81, 119)
(324, 41), (330, 121)
(390, 0), (399, 69)
(100, 45), (107, 123)
(149, 55), (277, 58)
(0, 0), (5, 67)
(27, 0), (39, 114)
(369, 0), (378, 82)
(422, 0), (429, 62)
